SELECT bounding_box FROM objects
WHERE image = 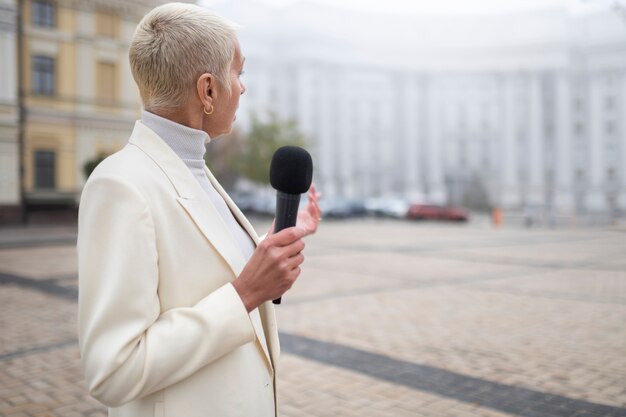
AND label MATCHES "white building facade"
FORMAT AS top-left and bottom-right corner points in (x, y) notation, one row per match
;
(213, 1), (626, 216)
